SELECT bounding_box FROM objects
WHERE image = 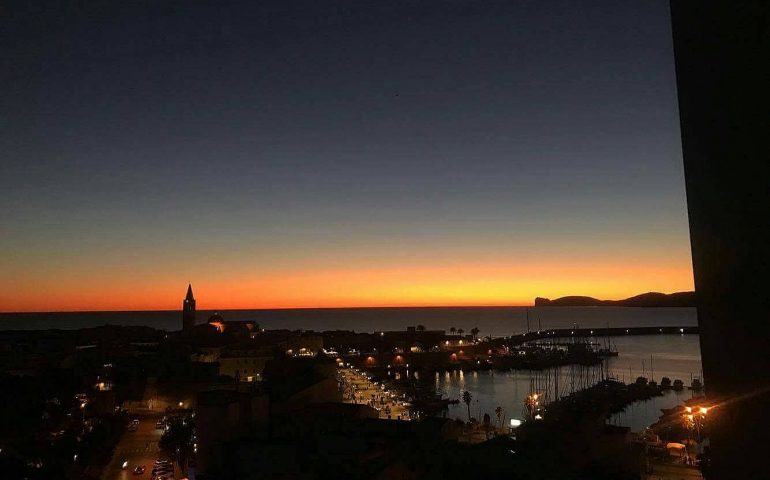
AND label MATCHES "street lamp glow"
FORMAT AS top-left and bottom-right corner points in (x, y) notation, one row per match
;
(700, 407), (709, 415)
